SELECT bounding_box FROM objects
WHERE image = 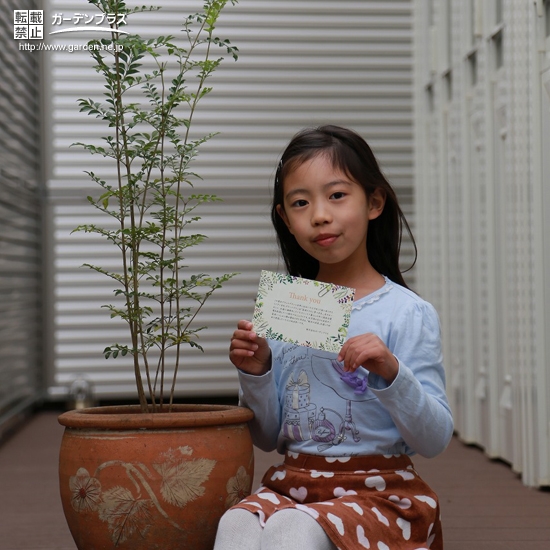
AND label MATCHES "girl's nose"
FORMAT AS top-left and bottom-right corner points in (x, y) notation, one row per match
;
(311, 202), (332, 225)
